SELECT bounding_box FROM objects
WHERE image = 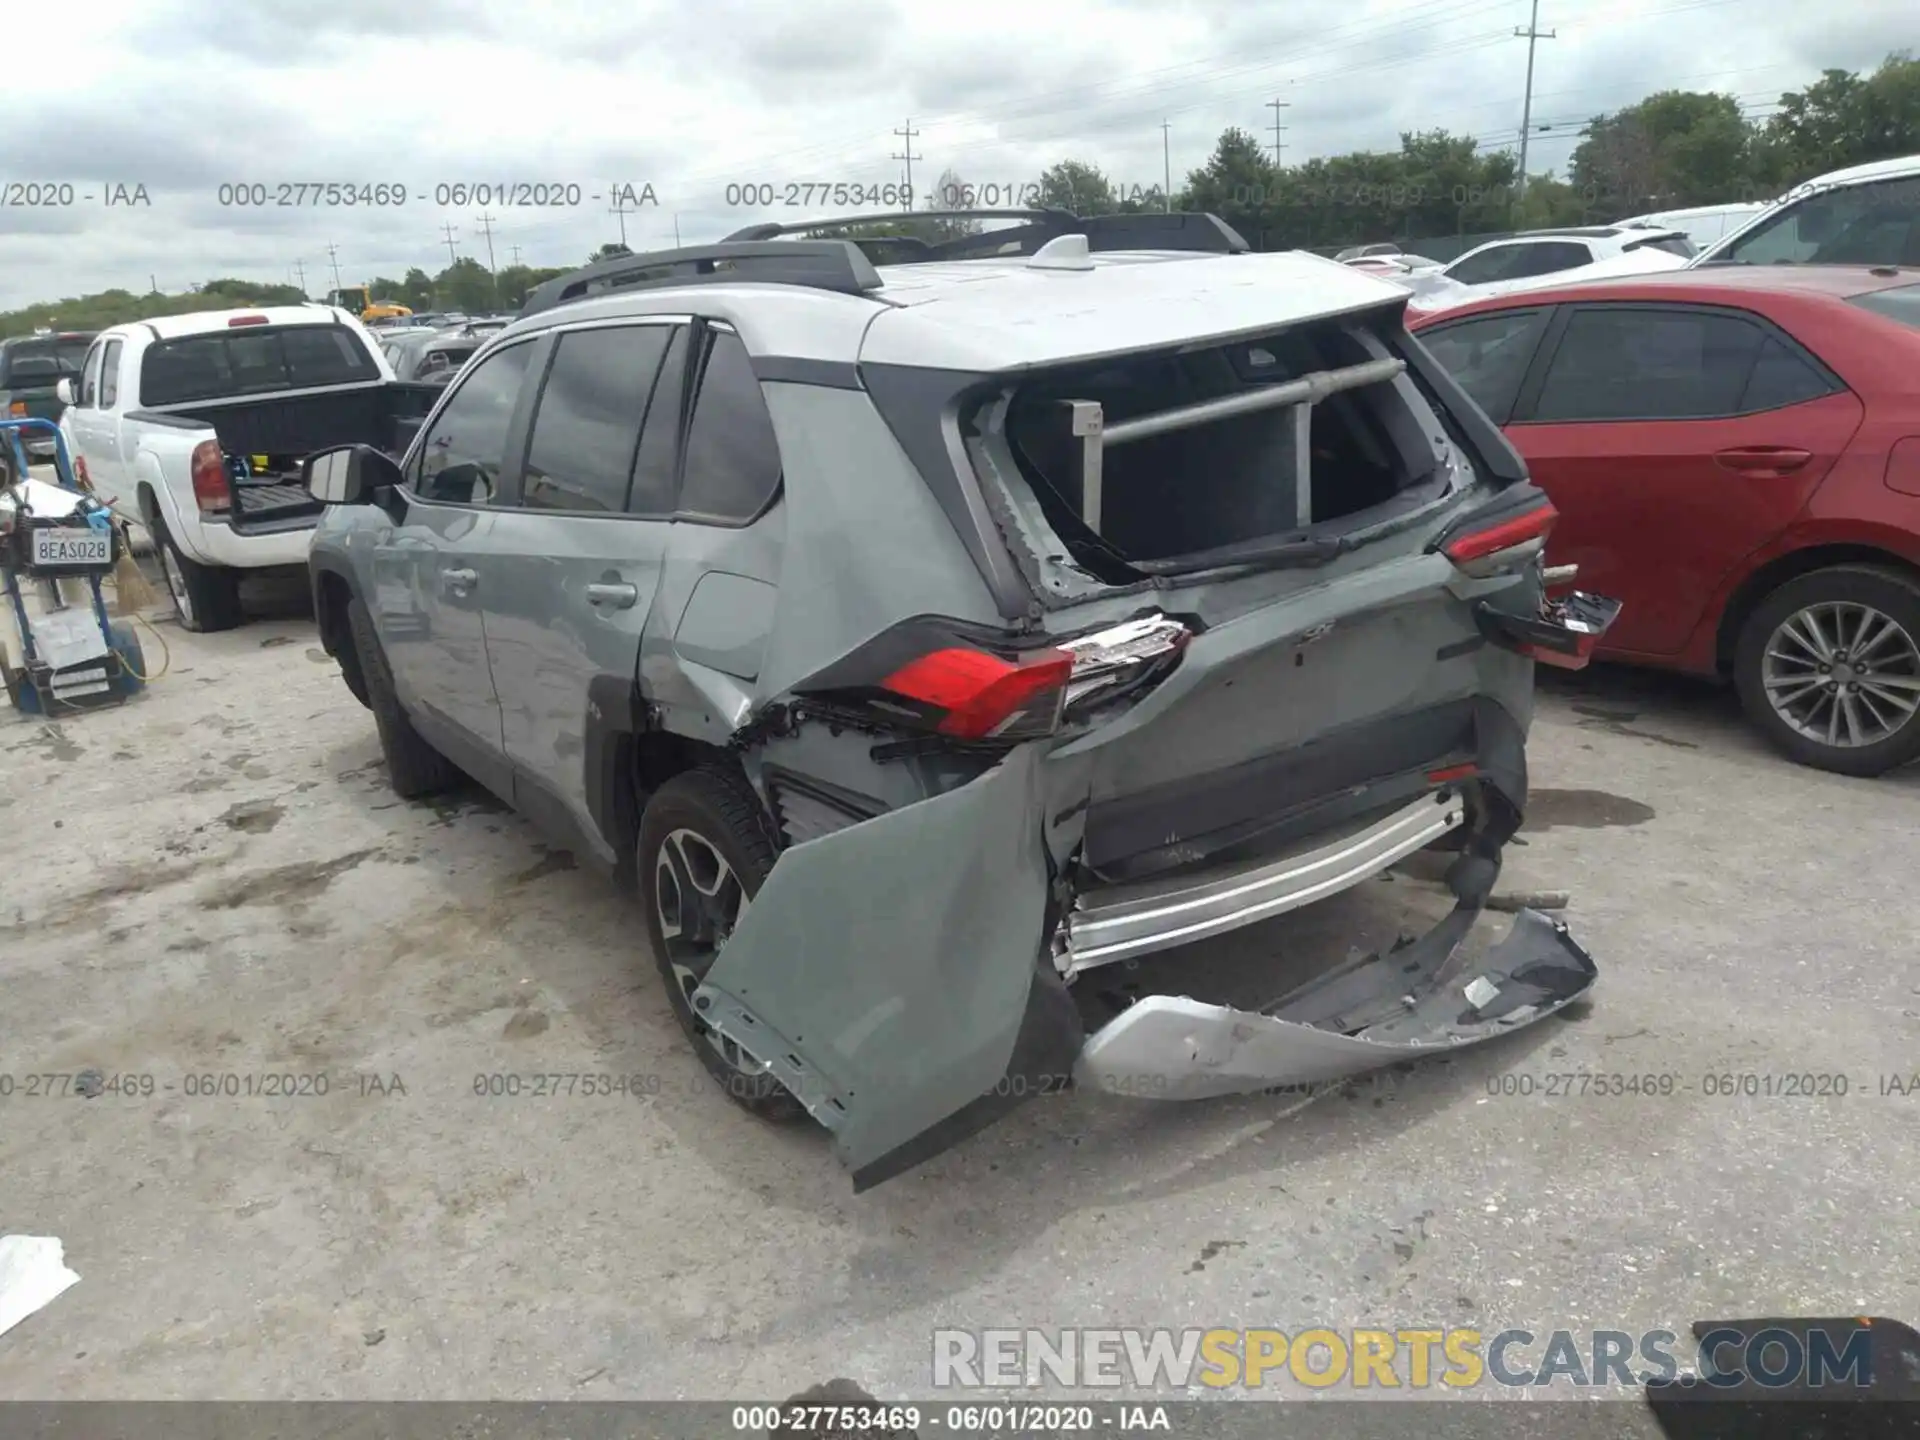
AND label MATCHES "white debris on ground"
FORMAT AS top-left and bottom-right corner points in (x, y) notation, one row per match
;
(0, 1236), (79, 1340)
